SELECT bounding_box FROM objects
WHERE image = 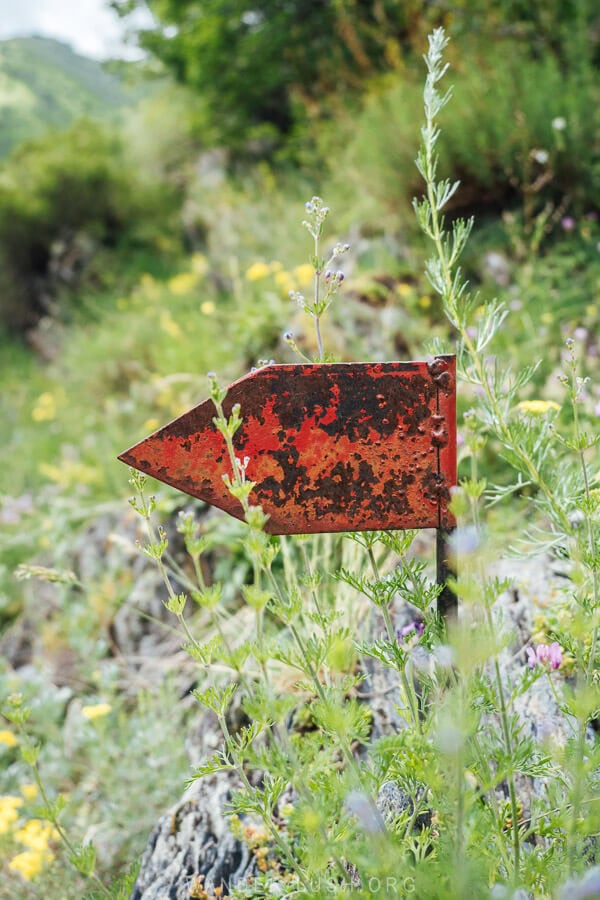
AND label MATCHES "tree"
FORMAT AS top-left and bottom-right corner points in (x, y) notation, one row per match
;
(112, 0), (423, 148)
